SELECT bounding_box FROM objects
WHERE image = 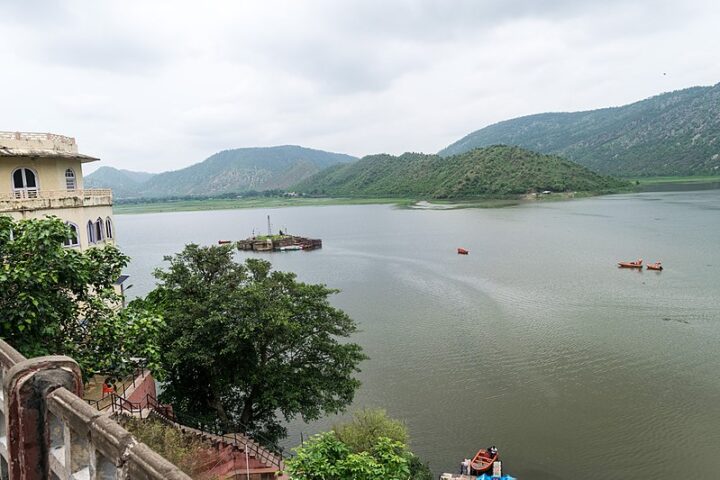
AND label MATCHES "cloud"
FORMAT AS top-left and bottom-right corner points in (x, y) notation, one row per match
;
(1, 0), (719, 173)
